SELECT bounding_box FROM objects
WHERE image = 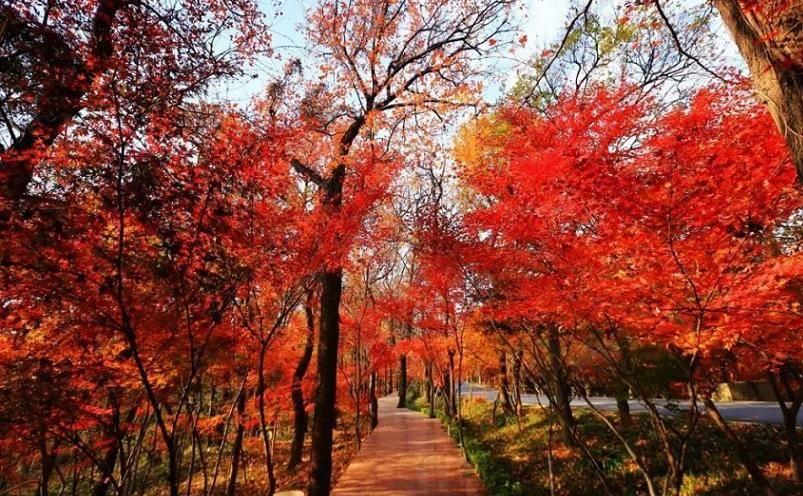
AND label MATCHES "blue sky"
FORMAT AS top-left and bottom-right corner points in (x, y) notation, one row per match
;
(217, 0), (573, 104)
(217, 0), (741, 106)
